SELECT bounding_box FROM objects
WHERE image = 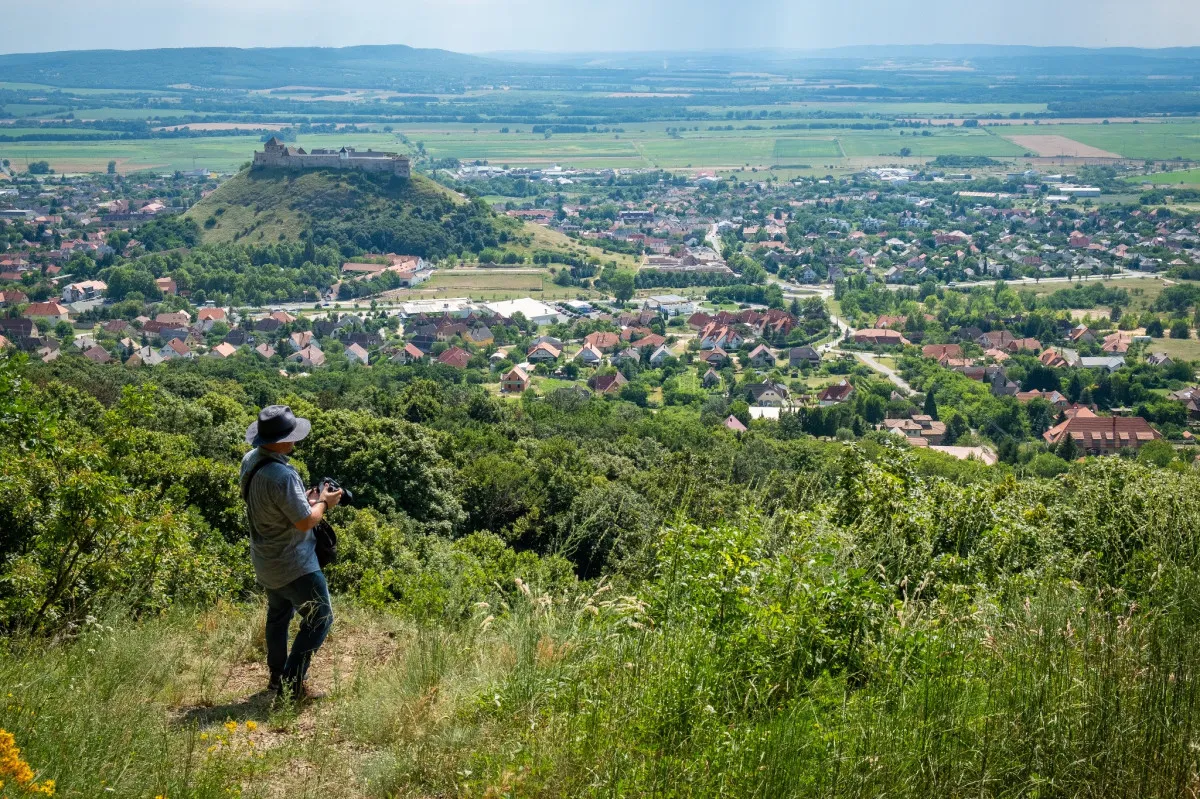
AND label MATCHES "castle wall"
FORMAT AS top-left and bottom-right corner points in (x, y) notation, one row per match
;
(252, 144), (410, 178)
